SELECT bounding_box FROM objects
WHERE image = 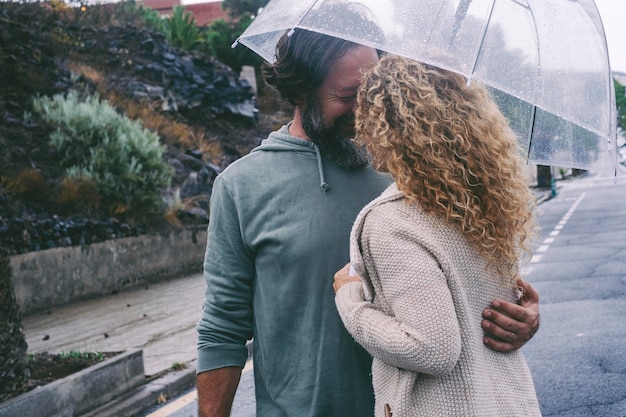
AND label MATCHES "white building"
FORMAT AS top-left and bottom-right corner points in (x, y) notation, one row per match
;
(614, 71), (626, 87)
